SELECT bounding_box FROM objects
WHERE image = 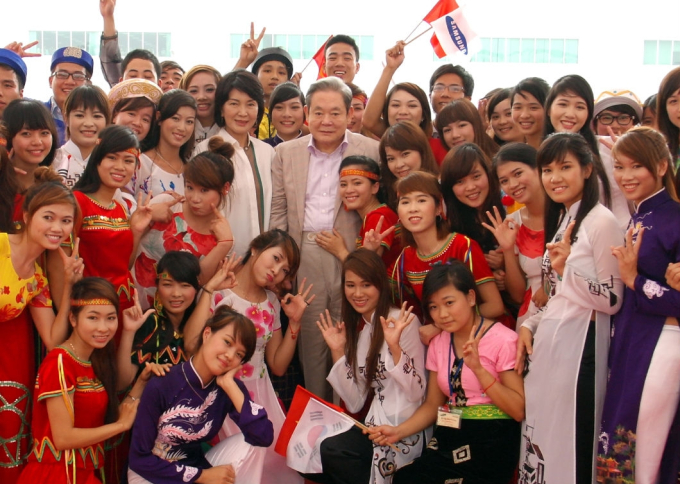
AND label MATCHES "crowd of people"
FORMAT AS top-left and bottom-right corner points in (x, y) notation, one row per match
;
(1, 3), (680, 484)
